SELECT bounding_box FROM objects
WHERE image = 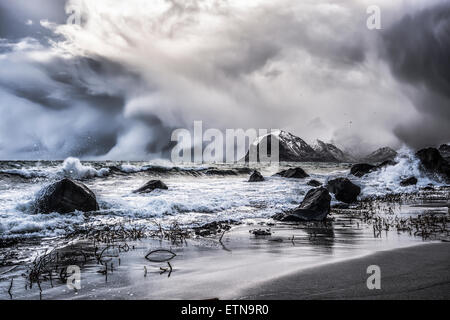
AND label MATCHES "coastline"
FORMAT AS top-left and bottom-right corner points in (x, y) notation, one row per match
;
(1, 223), (441, 300)
(236, 242), (450, 300)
